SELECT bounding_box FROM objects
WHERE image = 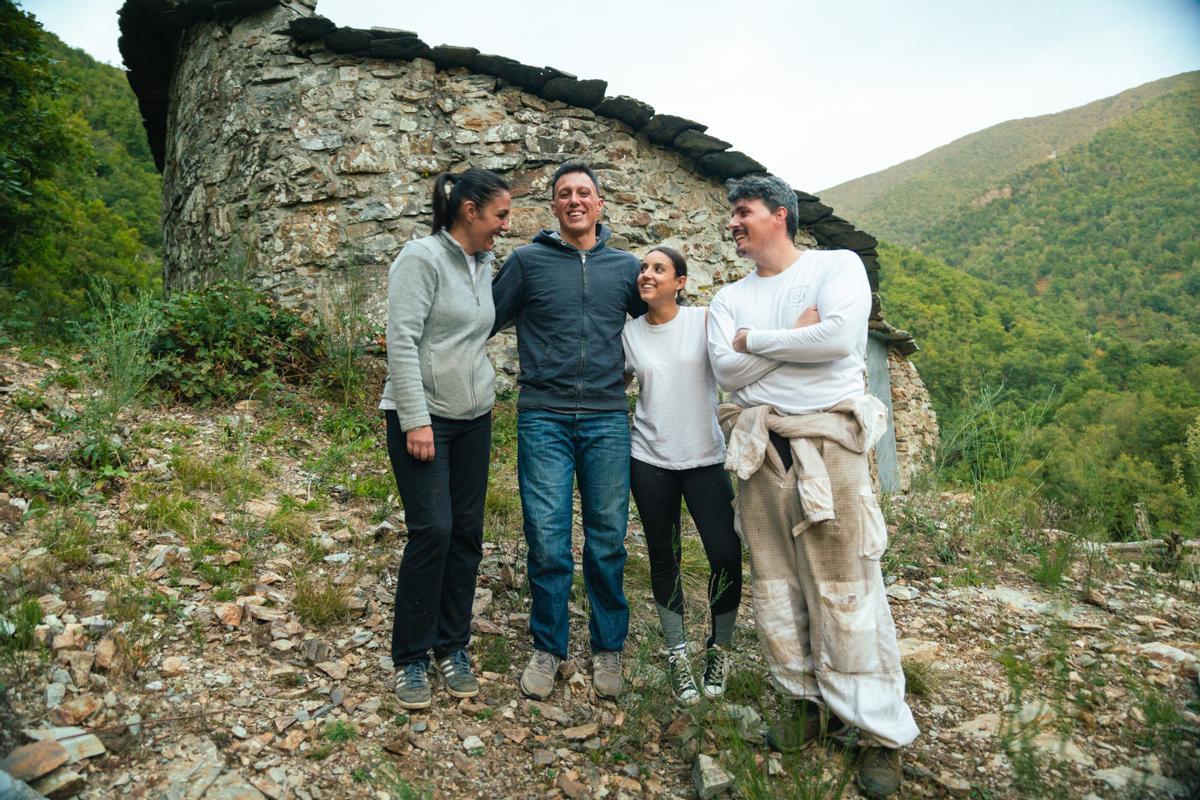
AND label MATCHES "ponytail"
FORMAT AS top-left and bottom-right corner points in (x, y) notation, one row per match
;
(429, 168), (511, 234)
(431, 173), (456, 234)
